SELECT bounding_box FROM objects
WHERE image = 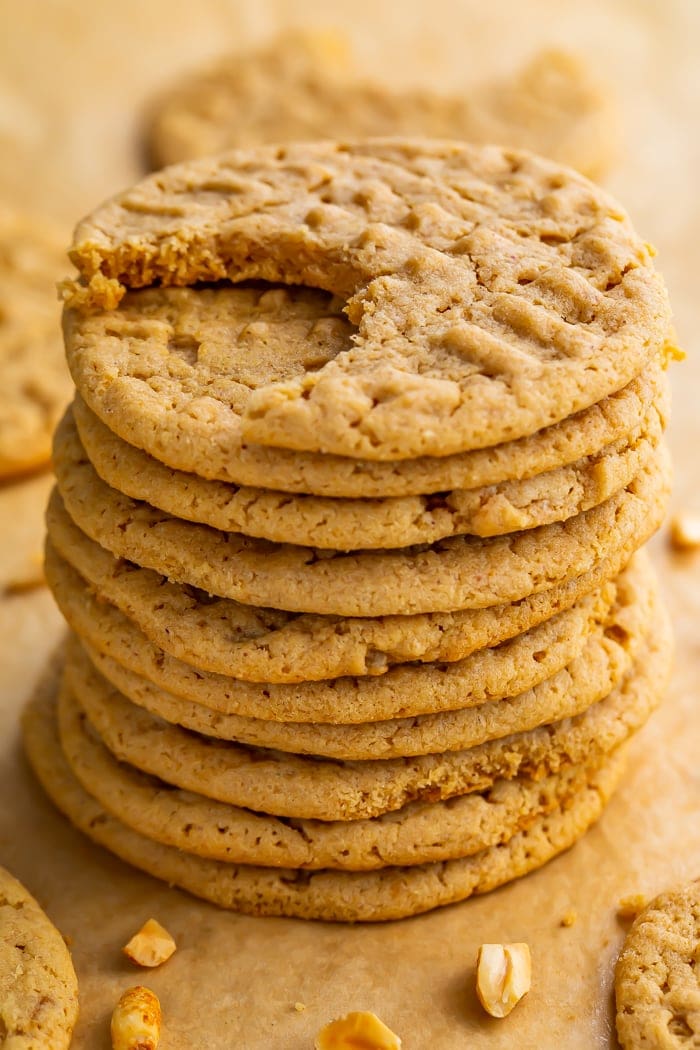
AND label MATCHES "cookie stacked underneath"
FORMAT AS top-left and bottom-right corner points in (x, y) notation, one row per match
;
(25, 140), (676, 921)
